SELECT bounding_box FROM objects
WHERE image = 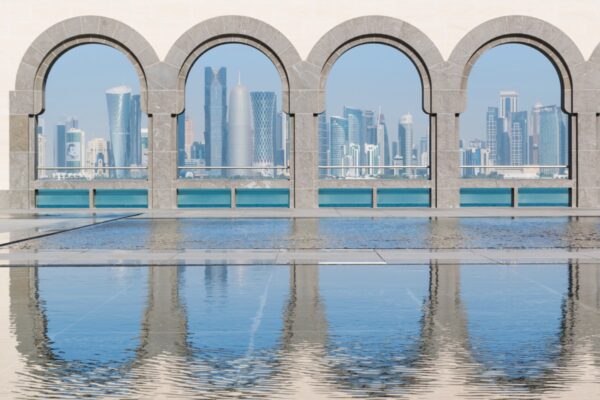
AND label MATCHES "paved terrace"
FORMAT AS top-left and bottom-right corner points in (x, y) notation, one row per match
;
(2, 209), (600, 266)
